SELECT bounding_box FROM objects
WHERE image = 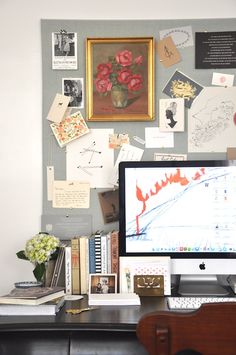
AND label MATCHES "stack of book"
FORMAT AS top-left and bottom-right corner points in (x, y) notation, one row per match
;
(46, 230), (119, 296)
(0, 286), (65, 316)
